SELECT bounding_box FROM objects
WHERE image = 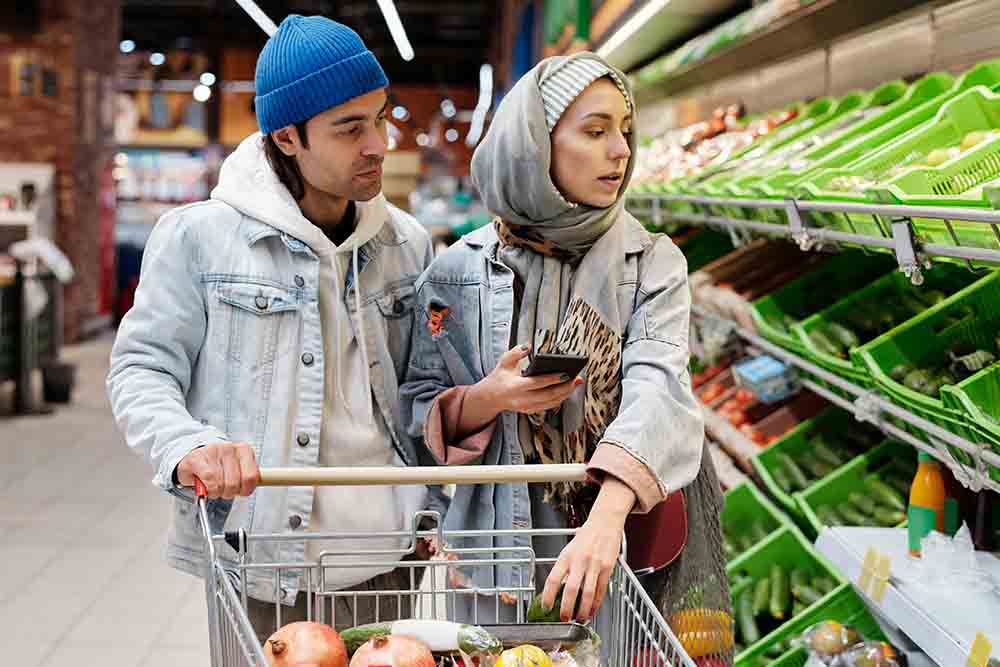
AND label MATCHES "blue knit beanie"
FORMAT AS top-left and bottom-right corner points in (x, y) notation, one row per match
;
(255, 15), (389, 134)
